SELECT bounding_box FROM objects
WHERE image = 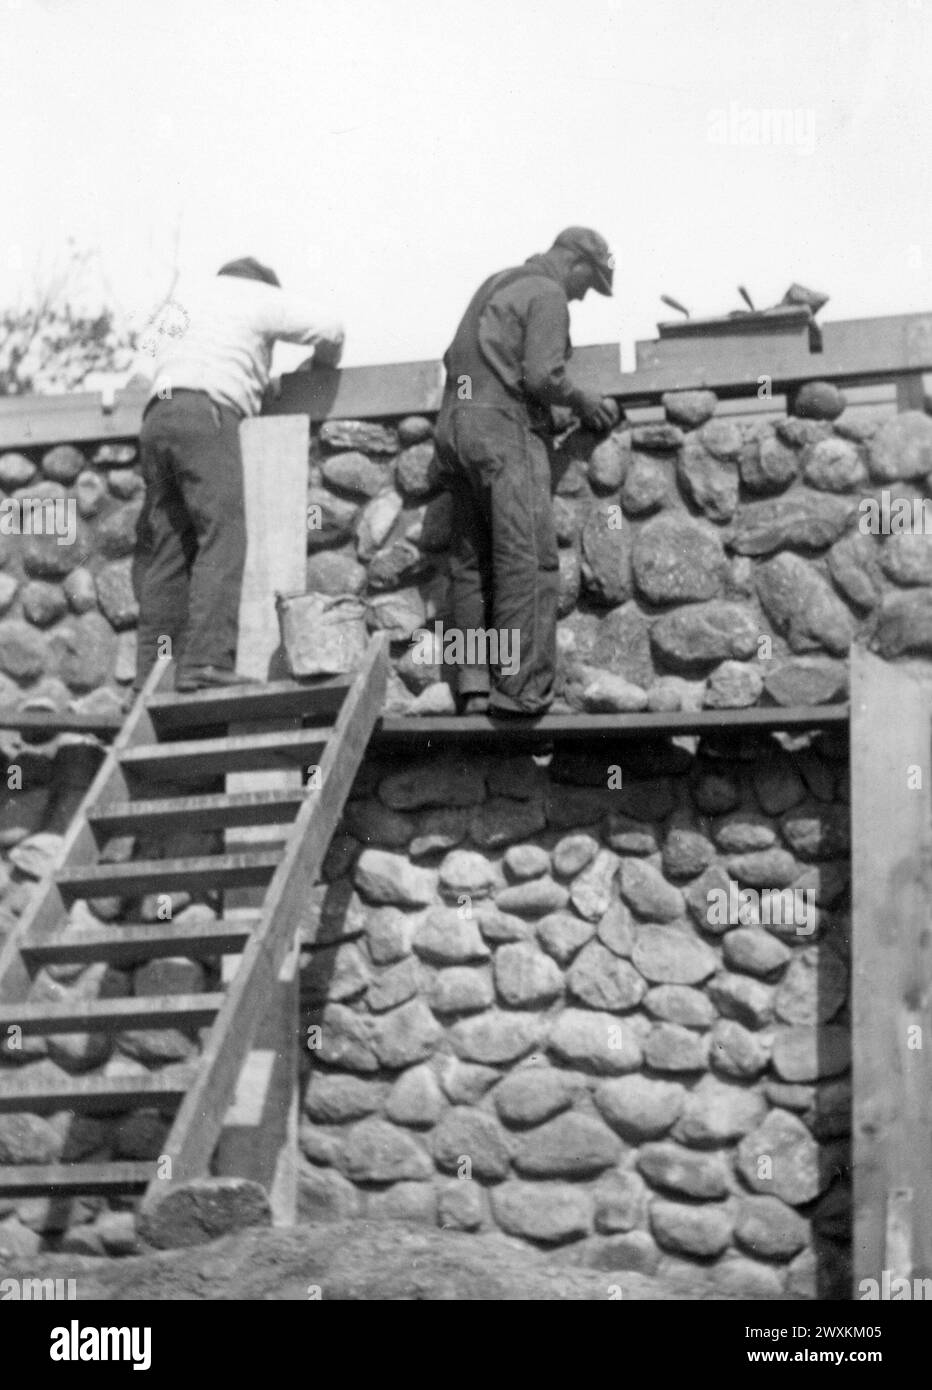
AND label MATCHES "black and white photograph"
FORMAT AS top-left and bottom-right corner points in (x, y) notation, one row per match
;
(0, 0), (929, 1348)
